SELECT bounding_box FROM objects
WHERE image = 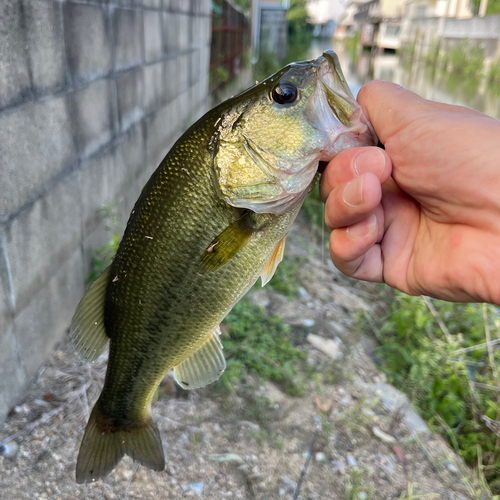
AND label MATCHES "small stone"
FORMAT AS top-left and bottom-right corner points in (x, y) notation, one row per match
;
(0, 441), (19, 458)
(445, 461), (458, 474)
(372, 427), (396, 444)
(347, 454), (357, 467)
(189, 482), (203, 496)
(209, 453), (245, 465)
(176, 432), (190, 448)
(358, 492), (368, 499)
(263, 381), (286, 403)
(315, 452), (327, 463)
(298, 287), (310, 300)
(281, 476), (297, 491)
(279, 487), (286, 496)
(302, 319), (315, 328)
(13, 404), (29, 415)
(213, 423), (222, 433)
(332, 458), (346, 474)
(239, 421), (260, 432)
(307, 333), (341, 360)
